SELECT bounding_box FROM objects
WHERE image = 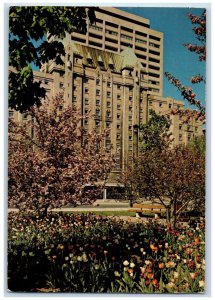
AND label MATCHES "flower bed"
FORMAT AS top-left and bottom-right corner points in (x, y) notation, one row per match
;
(8, 213), (205, 293)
